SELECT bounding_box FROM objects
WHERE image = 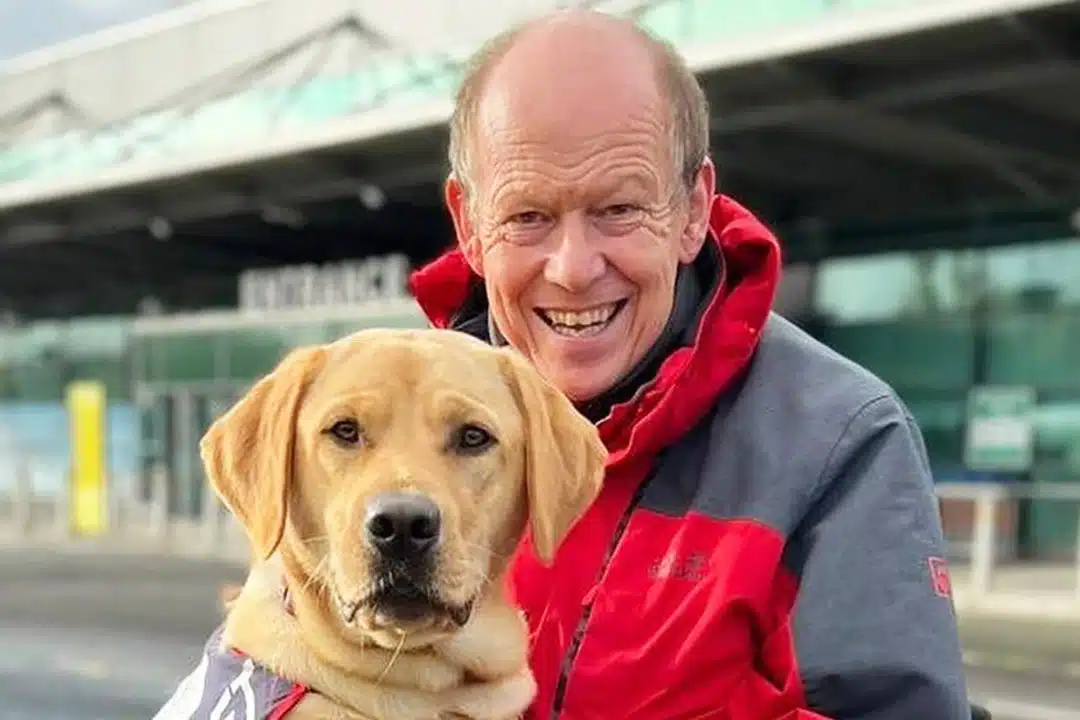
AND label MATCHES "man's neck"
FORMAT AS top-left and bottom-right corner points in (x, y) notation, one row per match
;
(576, 258), (707, 423)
